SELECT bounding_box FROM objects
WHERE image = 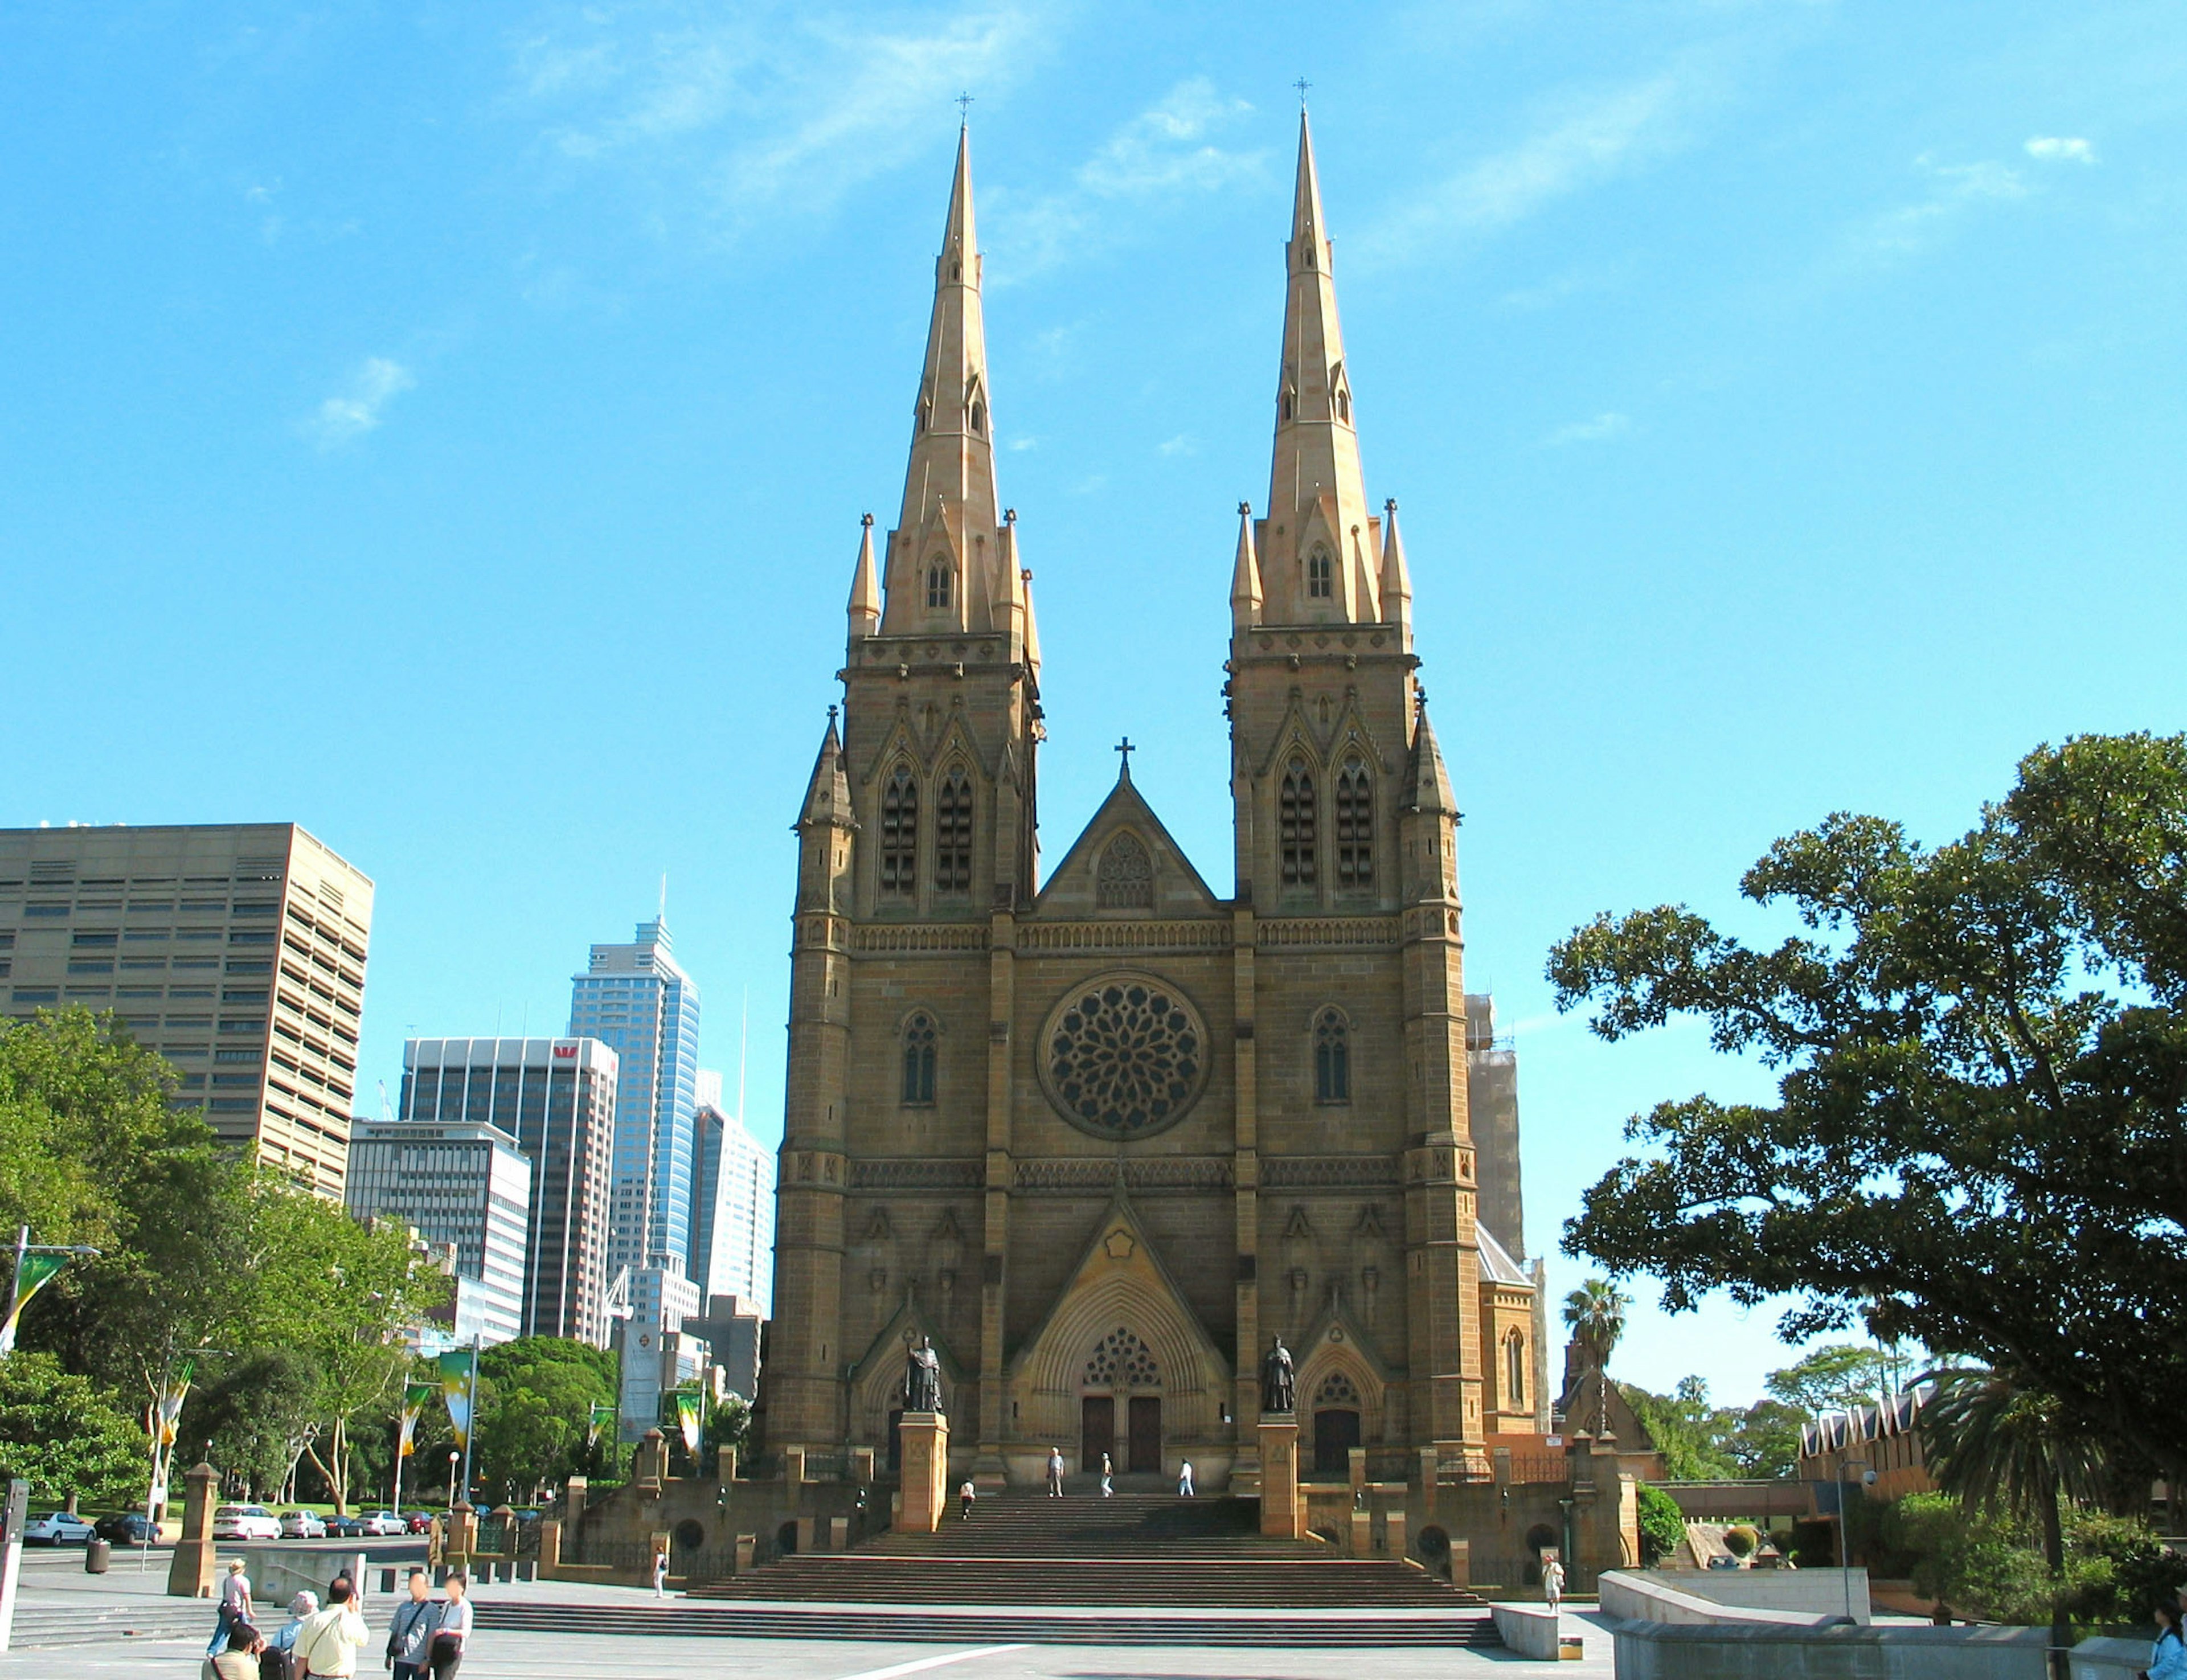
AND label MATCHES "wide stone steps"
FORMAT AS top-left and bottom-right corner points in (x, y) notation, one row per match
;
(474, 1600), (1502, 1647)
(2, 1601), (217, 1649)
(689, 1554), (1471, 1608)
